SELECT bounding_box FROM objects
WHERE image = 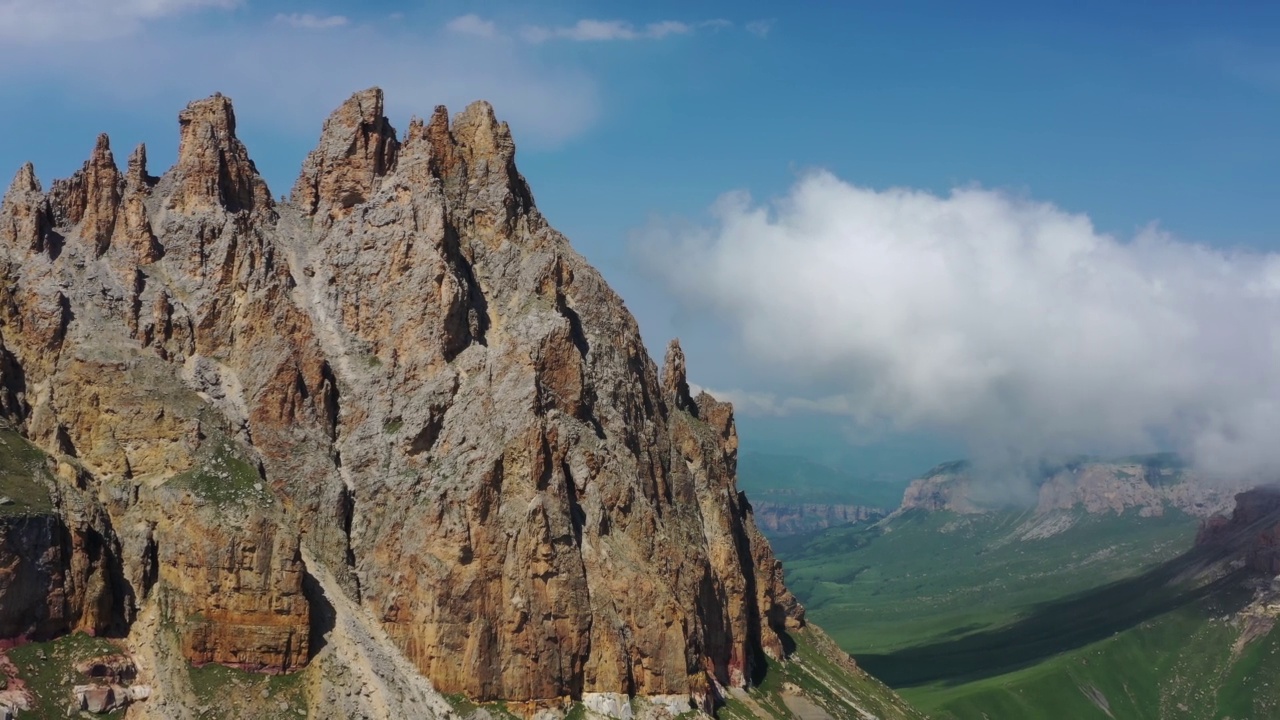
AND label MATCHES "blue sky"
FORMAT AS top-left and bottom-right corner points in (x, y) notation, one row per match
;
(3, 1), (1280, 476)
